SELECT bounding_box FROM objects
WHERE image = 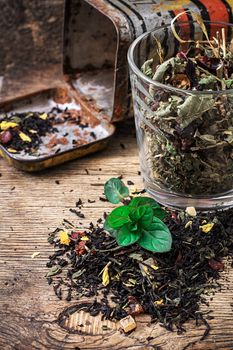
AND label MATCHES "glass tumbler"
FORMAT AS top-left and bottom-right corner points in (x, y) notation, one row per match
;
(128, 21), (233, 210)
